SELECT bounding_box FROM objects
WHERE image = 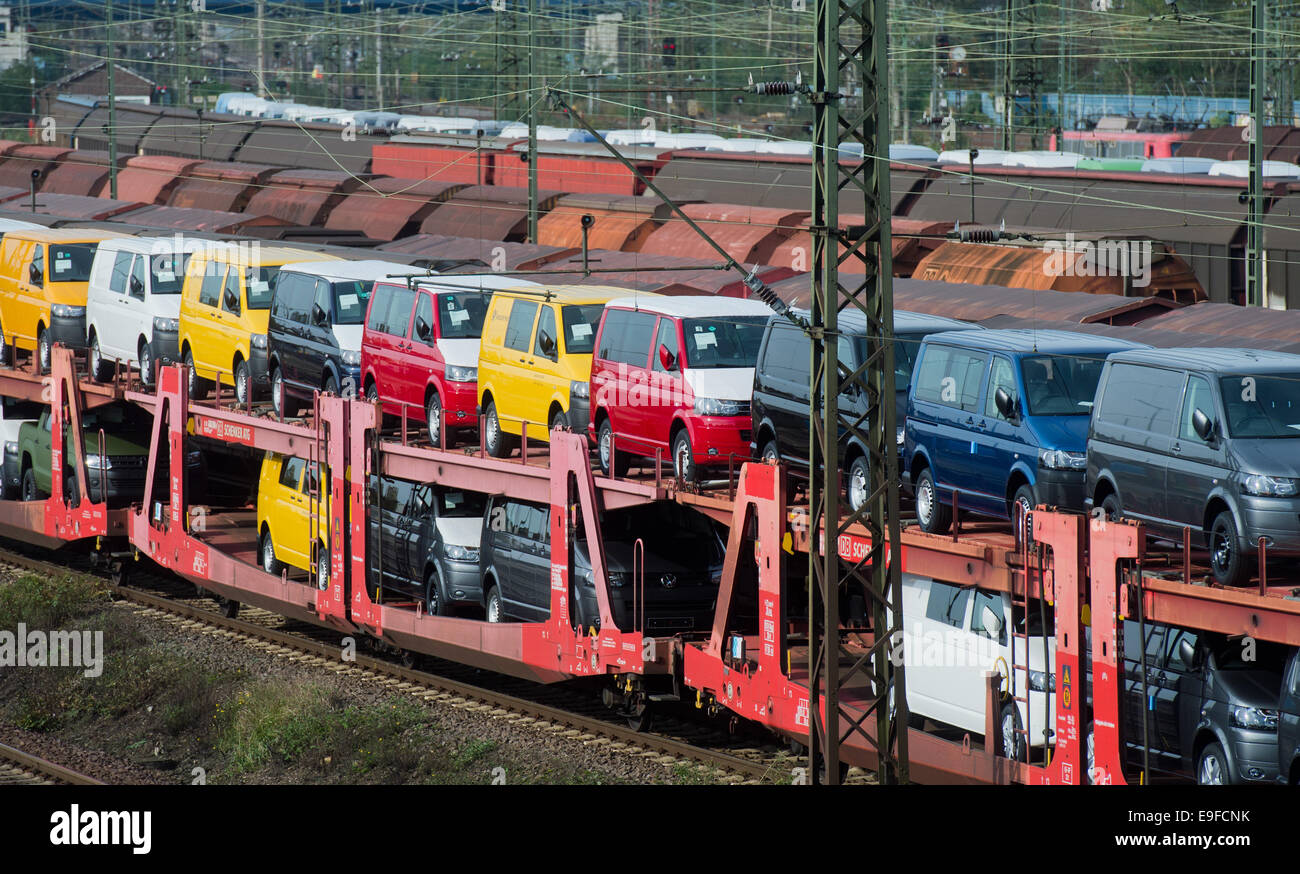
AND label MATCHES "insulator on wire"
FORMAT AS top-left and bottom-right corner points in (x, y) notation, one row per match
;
(751, 81), (795, 96)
